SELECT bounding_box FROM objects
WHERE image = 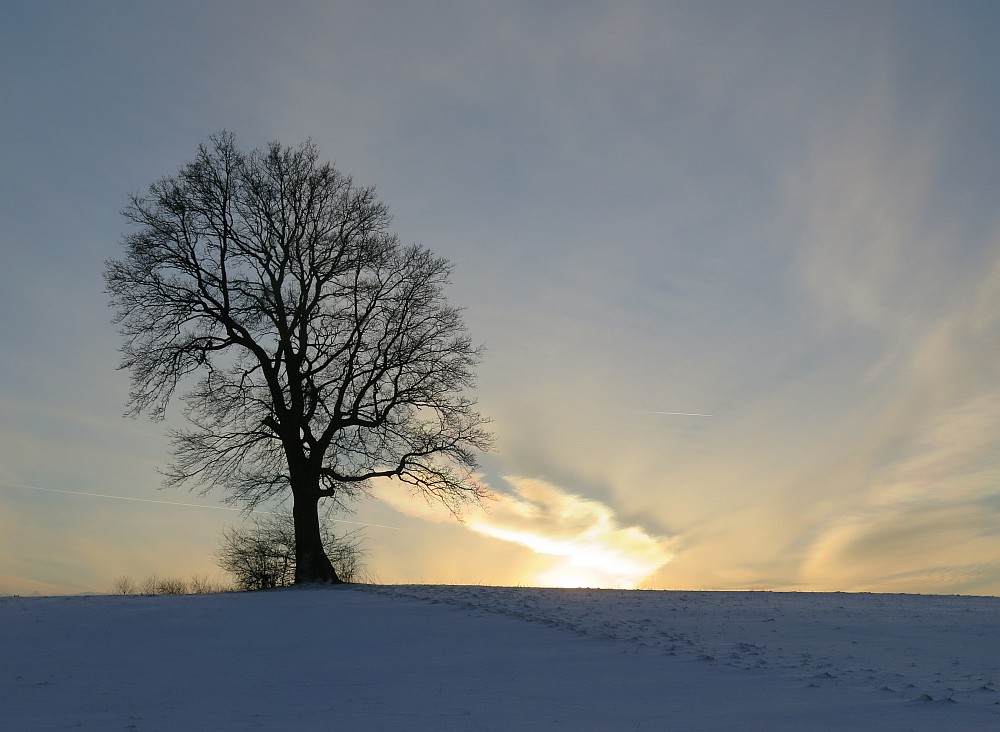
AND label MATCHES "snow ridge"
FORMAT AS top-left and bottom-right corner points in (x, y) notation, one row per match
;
(4, 585), (1000, 730)
(364, 584), (1000, 707)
